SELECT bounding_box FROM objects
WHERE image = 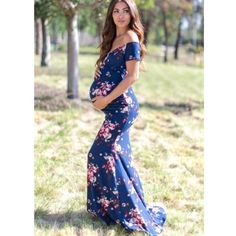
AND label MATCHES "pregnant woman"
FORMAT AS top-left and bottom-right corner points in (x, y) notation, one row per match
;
(87, 0), (166, 235)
